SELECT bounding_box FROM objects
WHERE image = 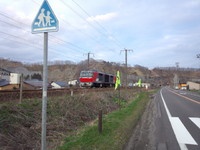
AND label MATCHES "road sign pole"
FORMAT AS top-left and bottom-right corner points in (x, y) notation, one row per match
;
(32, 1), (58, 149)
(42, 32), (48, 150)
